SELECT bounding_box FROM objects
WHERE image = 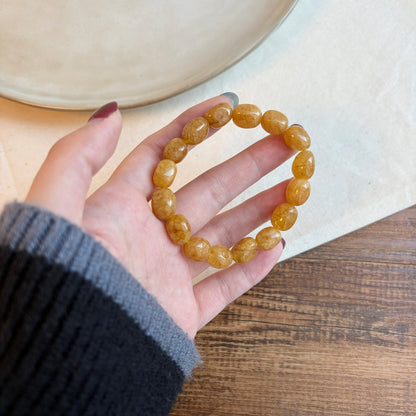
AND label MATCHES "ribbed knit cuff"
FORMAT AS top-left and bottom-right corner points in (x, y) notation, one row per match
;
(0, 202), (199, 378)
